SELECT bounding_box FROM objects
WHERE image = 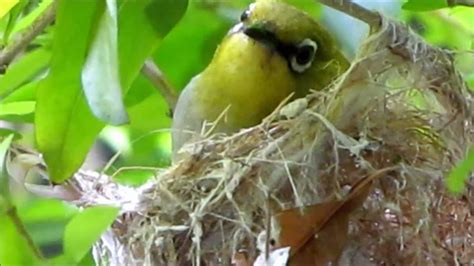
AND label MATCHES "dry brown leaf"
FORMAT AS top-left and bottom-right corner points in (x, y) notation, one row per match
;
(273, 167), (395, 265)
